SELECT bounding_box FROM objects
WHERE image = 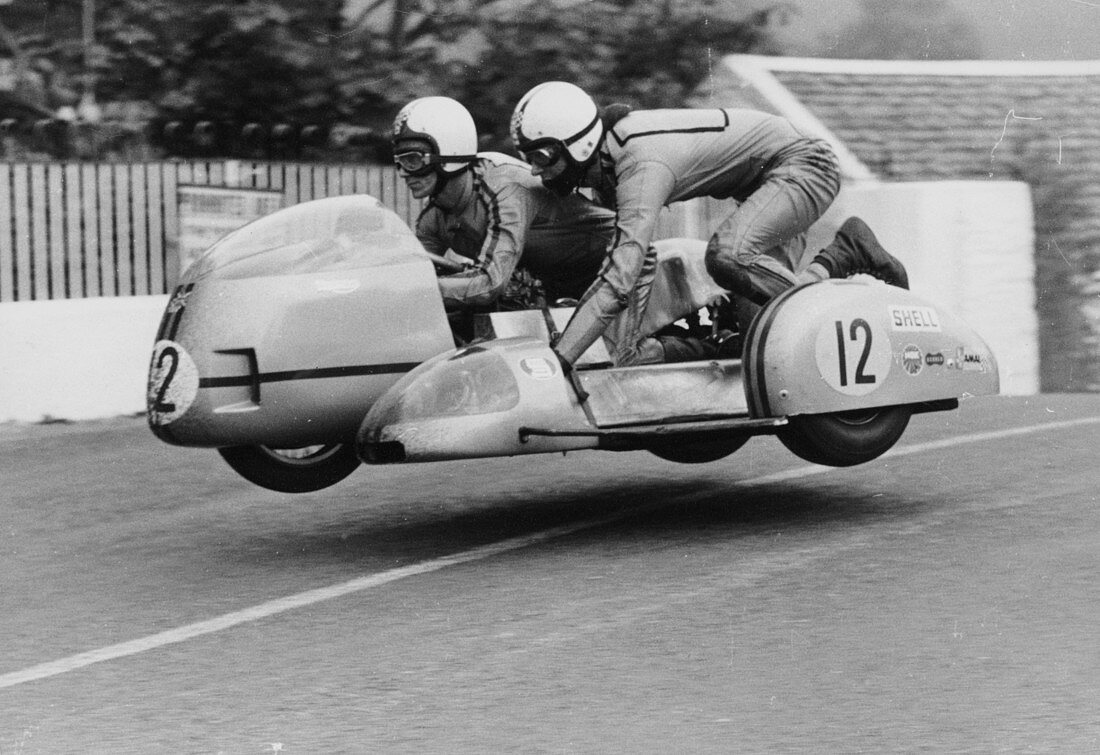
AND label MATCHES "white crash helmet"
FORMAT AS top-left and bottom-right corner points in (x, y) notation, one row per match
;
(510, 81), (603, 164)
(391, 96), (478, 175)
